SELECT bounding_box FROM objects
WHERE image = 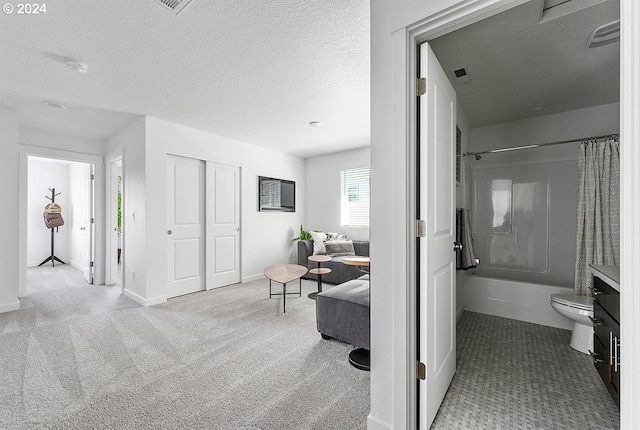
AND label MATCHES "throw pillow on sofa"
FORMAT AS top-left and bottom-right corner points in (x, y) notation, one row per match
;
(309, 231), (328, 255)
(324, 240), (355, 256)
